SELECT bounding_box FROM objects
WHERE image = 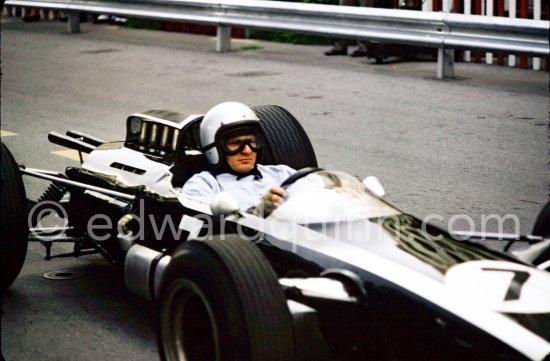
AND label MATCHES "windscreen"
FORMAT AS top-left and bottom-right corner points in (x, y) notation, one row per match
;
(270, 170), (400, 224)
